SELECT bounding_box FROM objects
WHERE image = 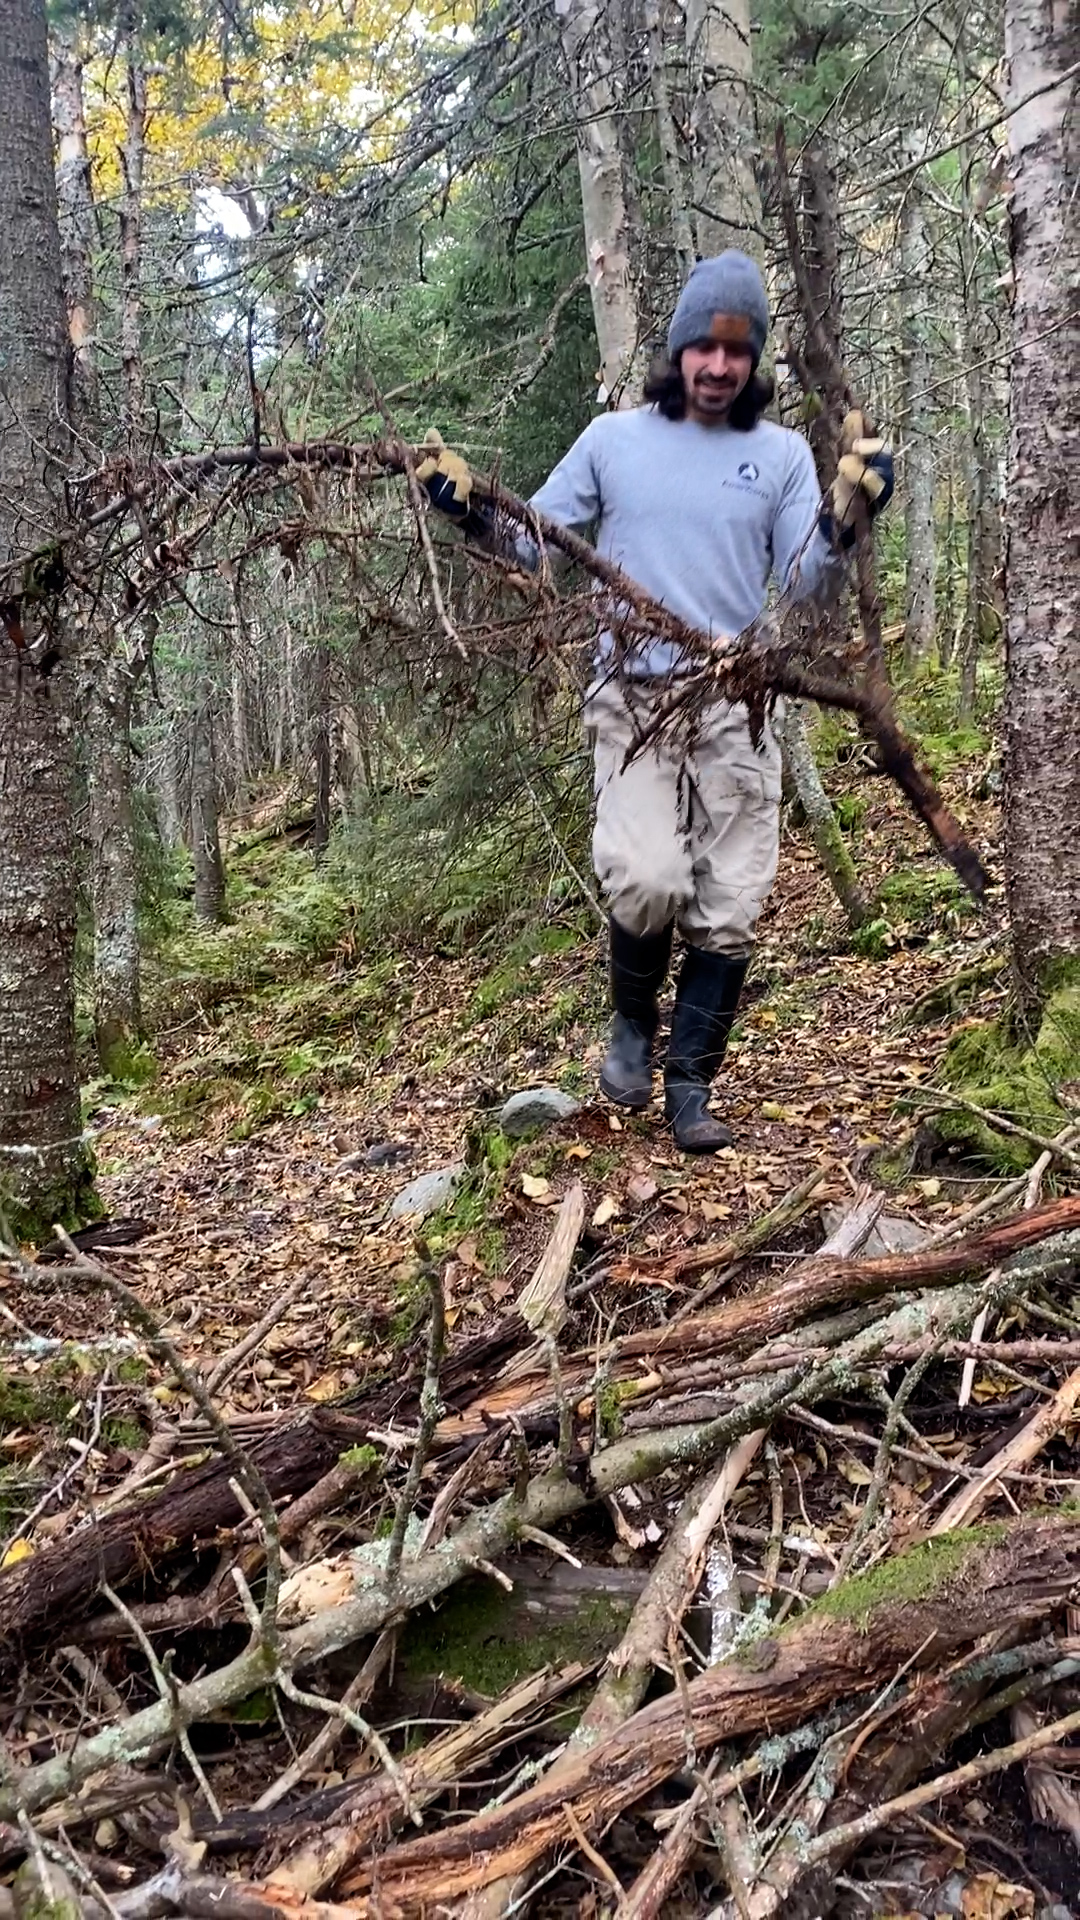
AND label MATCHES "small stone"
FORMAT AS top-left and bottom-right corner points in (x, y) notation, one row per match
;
(498, 1086), (581, 1138)
(389, 1164), (465, 1222)
(363, 1140), (413, 1168)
